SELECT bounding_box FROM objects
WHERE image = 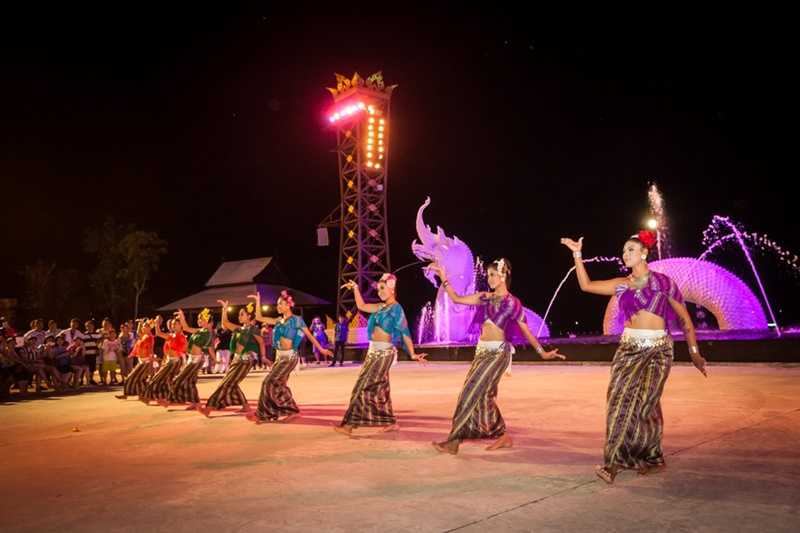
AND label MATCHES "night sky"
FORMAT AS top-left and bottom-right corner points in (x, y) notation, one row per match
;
(2, 7), (796, 334)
